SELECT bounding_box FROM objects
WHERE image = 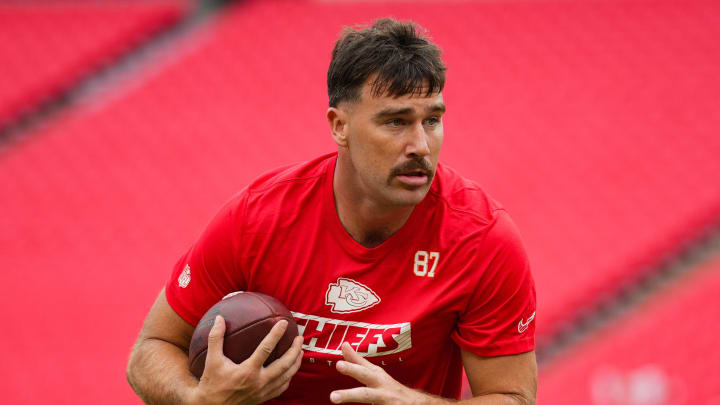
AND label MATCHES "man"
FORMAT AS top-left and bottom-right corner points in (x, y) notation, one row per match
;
(127, 18), (537, 405)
